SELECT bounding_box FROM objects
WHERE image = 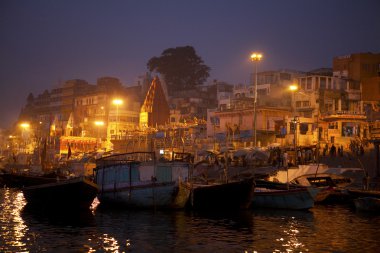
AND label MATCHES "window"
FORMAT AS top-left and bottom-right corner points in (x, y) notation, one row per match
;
(362, 64), (370, 72)
(342, 122), (360, 137)
(307, 77), (313, 89)
(320, 77), (326, 89)
(301, 78), (306, 90)
(299, 123), (308, 134)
